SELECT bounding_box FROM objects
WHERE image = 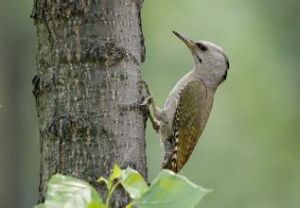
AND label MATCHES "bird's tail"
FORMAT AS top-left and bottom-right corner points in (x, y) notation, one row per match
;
(161, 136), (179, 173)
